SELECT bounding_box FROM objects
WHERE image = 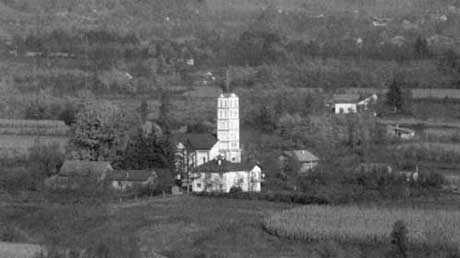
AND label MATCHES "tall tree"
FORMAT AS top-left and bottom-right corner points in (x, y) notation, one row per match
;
(386, 79), (403, 112)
